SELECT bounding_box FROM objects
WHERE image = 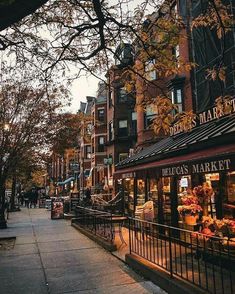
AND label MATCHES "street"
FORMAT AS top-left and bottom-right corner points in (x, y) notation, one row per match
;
(0, 208), (166, 294)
